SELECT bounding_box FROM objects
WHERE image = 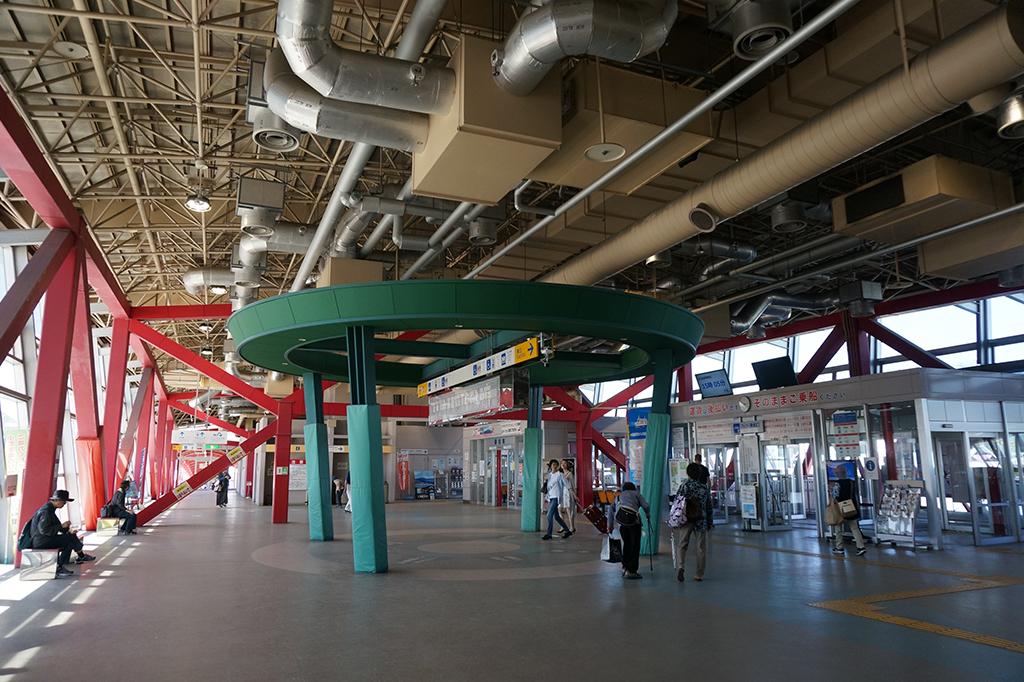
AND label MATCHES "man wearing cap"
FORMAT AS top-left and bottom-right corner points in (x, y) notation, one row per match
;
(30, 490), (96, 578)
